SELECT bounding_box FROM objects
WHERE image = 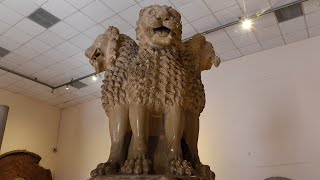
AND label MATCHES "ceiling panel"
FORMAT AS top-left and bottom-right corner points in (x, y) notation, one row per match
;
(0, 0), (319, 109)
